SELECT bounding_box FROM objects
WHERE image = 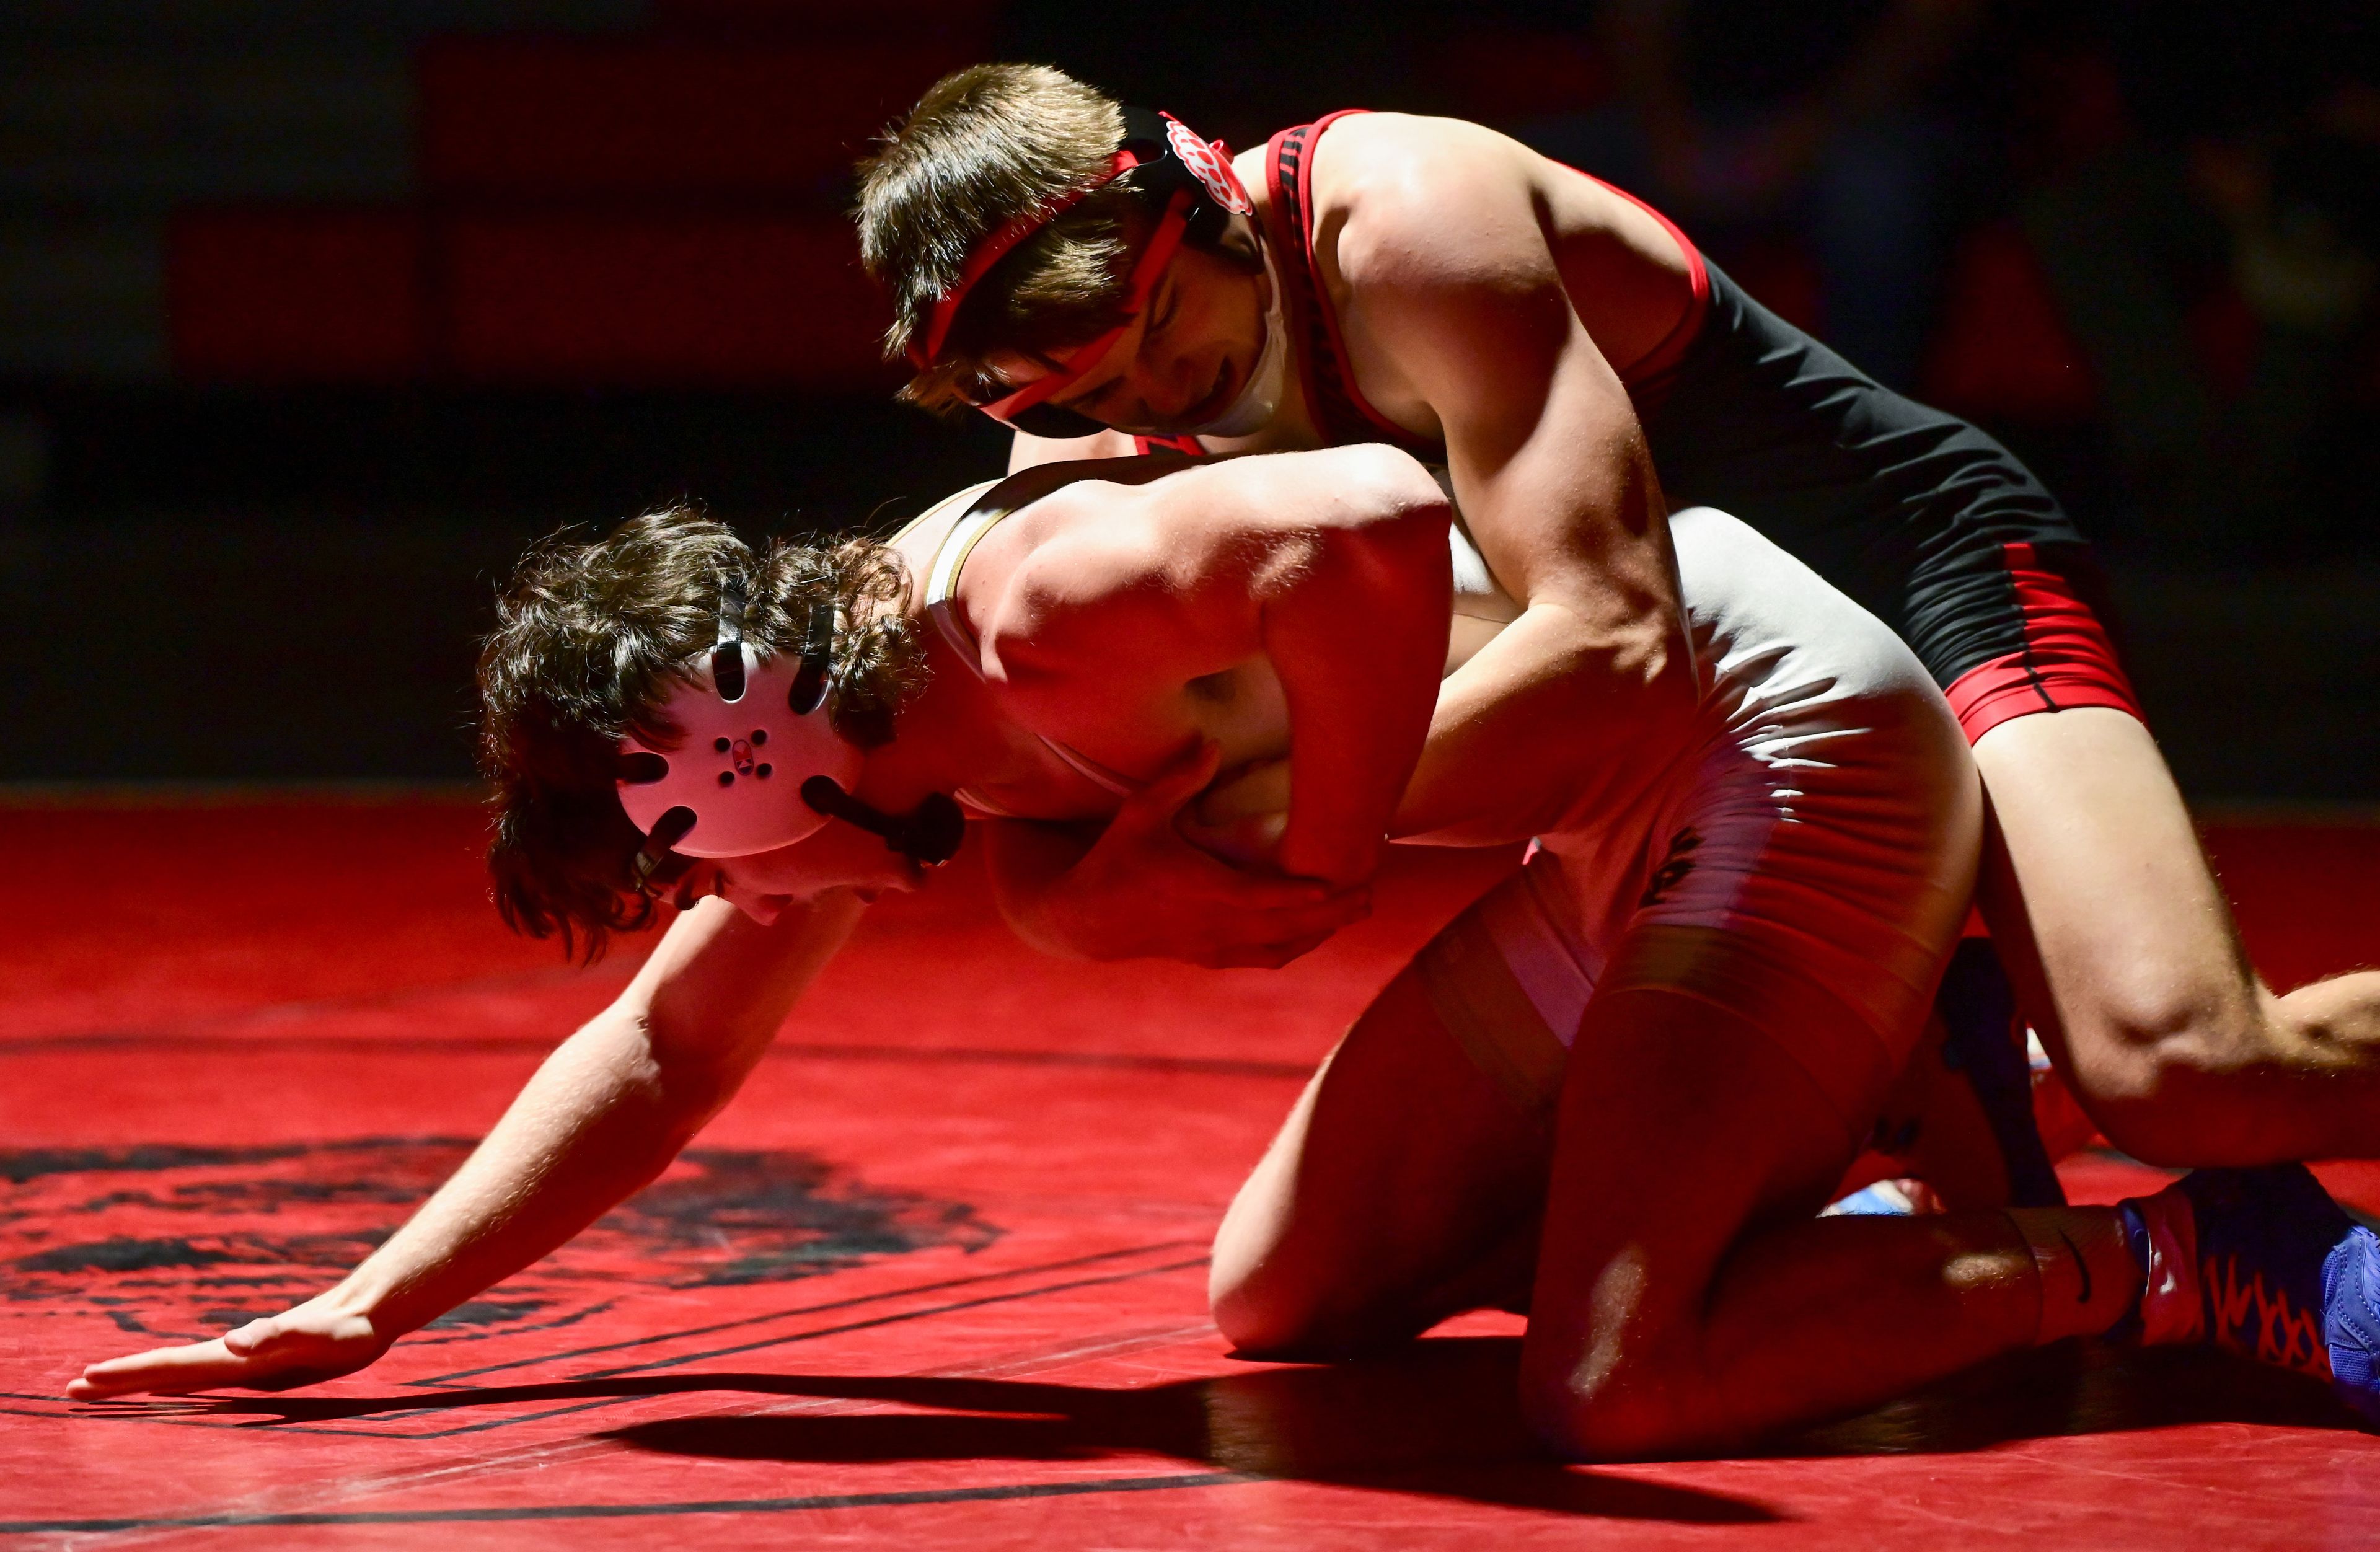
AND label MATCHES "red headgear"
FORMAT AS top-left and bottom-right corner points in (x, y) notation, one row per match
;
(908, 110), (1251, 432)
